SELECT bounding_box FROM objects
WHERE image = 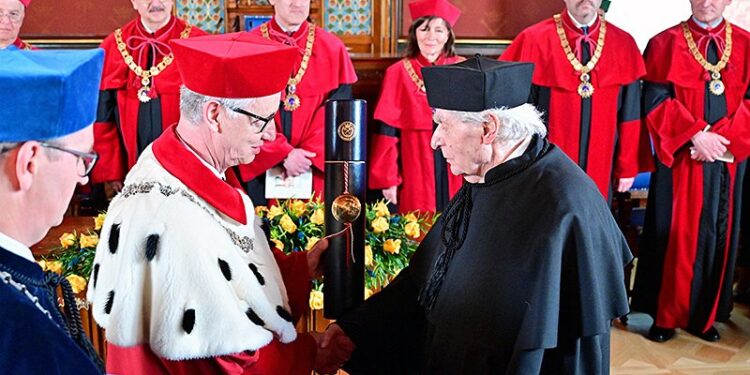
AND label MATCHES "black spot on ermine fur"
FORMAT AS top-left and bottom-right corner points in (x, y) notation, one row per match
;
(218, 259), (232, 281)
(276, 306), (293, 322)
(93, 264), (100, 288)
(249, 263), (265, 285)
(182, 309), (196, 334)
(145, 234), (159, 261)
(104, 290), (115, 314)
(108, 223), (121, 254)
(245, 307), (265, 326)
